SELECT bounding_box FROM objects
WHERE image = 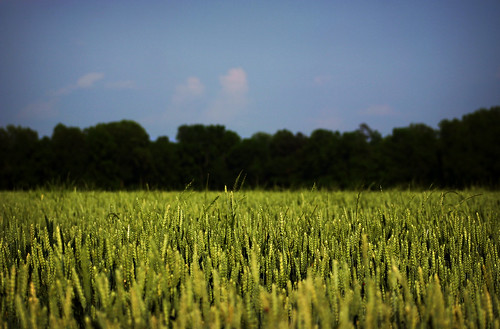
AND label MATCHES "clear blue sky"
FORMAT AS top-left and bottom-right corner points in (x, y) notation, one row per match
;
(1, 0), (499, 140)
